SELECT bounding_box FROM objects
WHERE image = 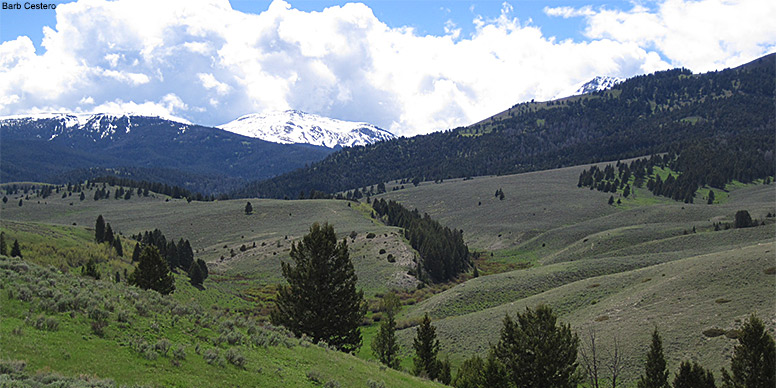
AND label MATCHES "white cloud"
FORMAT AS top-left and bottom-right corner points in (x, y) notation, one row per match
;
(0, 0), (773, 136)
(547, 0), (776, 72)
